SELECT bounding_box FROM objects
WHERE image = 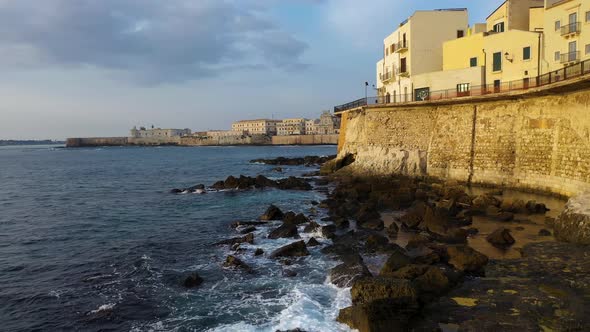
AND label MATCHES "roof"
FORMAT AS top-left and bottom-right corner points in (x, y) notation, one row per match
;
(233, 119), (280, 123)
(486, 0), (507, 20)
